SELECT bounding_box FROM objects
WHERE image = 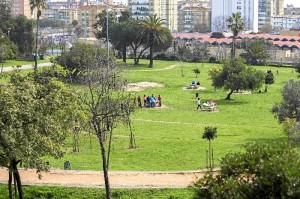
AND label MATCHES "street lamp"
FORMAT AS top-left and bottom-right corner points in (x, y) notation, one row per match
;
(106, 0), (109, 68)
